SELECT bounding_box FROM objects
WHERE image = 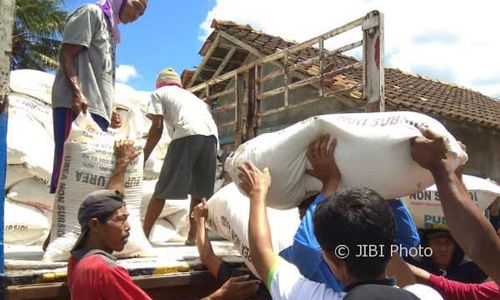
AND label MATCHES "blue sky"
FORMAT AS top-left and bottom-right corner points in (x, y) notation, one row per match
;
(65, 0), (216, 91)
(64, 0), (499, 98)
